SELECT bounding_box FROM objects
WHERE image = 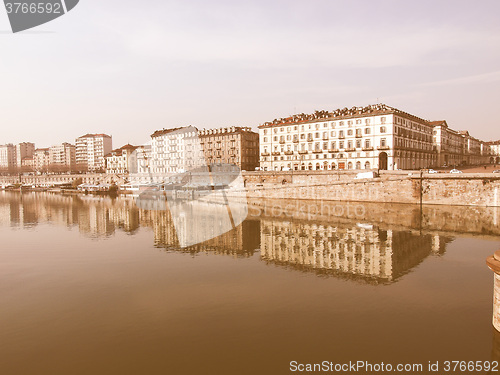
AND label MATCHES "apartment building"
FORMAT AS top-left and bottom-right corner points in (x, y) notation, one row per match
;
(0, 144), (16, 172)
(34, 148), (50, 173)
(150, 126), (204, 175)
(198, 126), (259, 171)
(431, 121), (466, 166)
(259, 104), (436, 171)
(15, 142), (35, 168)
(105, 144), (138, 174)
(486, 141), (500, 164)
(75, 134), (112, 172)
(49, 143), (76, 172)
